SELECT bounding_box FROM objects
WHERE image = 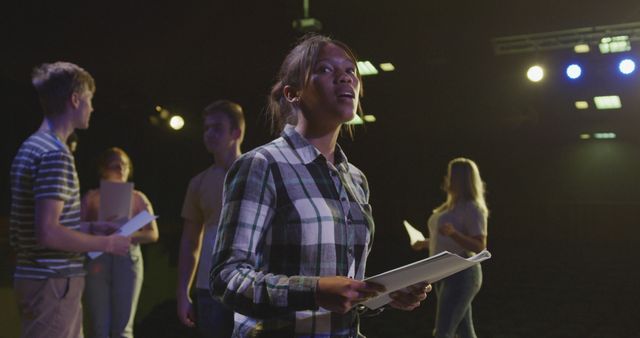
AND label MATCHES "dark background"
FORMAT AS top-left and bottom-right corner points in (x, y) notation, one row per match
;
(2, 1), (640, 337)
